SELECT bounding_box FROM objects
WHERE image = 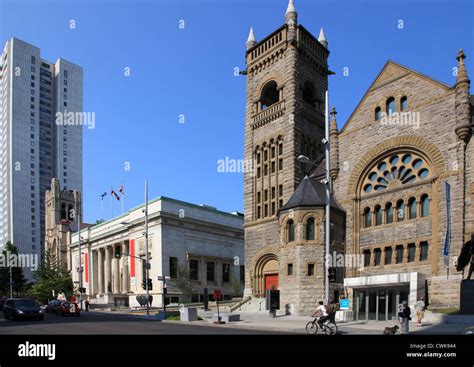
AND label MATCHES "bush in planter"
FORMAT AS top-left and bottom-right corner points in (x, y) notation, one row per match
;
(136, 295), (147, 307)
